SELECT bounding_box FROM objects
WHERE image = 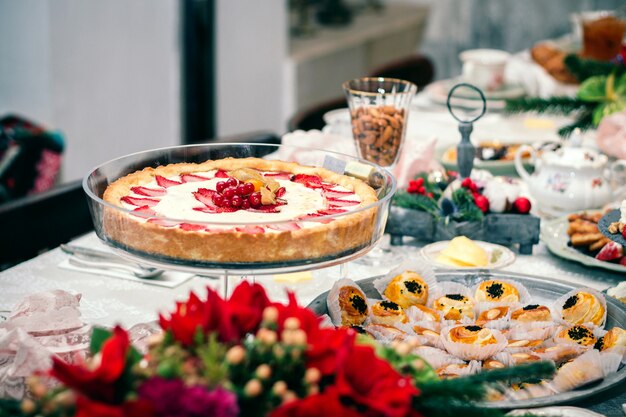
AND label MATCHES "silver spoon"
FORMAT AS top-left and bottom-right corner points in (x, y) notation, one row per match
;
(67, 256), (164, 279)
